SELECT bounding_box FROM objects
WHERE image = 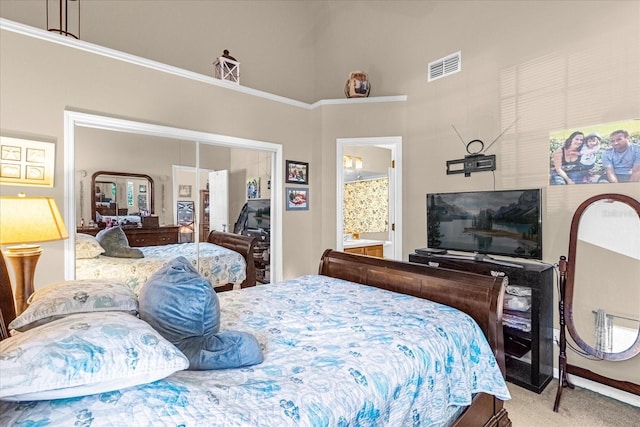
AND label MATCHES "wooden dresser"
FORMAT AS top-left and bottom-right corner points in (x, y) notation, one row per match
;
(77, 226), (180, 247)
